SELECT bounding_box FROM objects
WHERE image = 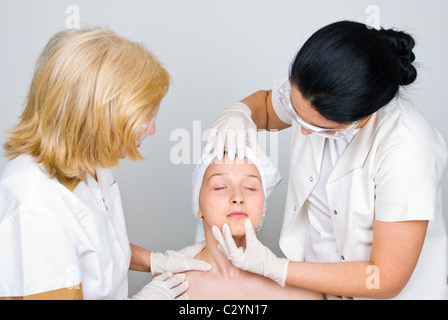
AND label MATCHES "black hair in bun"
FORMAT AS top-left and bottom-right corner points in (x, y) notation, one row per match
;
(290, 21), (418, 123)
(379, 28), (417, 85)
